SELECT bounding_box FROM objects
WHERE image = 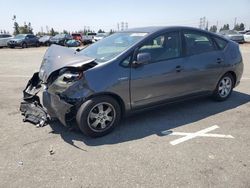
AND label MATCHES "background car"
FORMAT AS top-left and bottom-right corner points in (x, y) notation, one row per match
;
(8, 34), (40, 48)
(93, 33), (108, 42)
(65, 39), (81, 47)
(82, 32), (96, 44)
(49, 34), (72, 46)
(72, 33), (82, 41)
(243, 32), (250, 42)
(219, 30), (244, 43)
(39, 35), (51, 46)
(0, 34), (13, 47)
